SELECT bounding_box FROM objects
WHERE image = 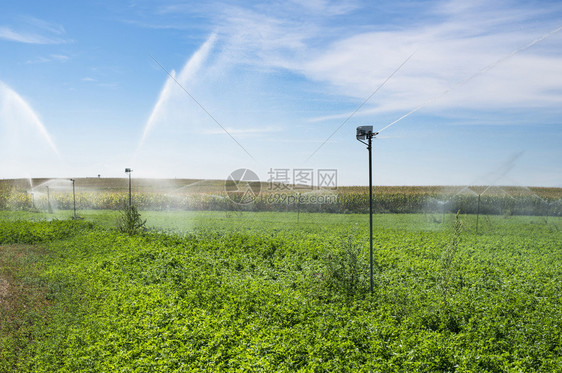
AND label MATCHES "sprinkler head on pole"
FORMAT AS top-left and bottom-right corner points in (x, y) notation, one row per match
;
(356, 126), (378, 141)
